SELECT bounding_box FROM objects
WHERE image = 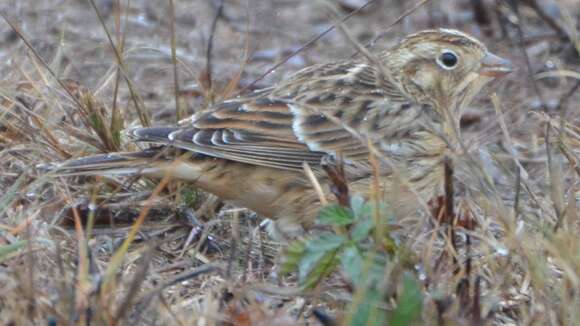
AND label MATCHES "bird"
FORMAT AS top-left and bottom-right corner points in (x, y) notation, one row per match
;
(47, 28), (512, 237)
